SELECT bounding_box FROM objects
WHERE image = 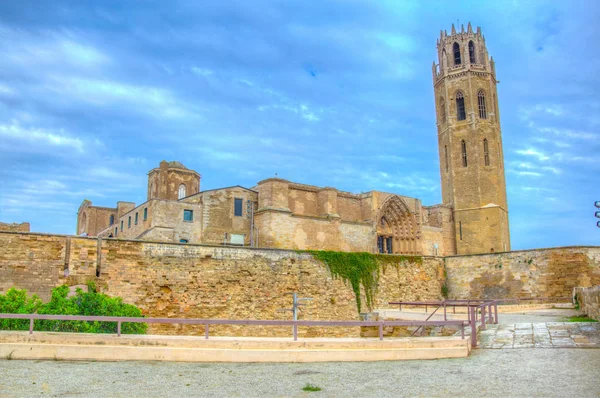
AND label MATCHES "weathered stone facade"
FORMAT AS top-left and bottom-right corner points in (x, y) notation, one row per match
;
(76, 162), (457, 256)
(1, 231), (599, 336)
(0, 231), (443, 337)
(432, 23), (510, 255)
(573, 286), (600, 321)
(445, 247), (600, 299)
(0, 222), (30, 232)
